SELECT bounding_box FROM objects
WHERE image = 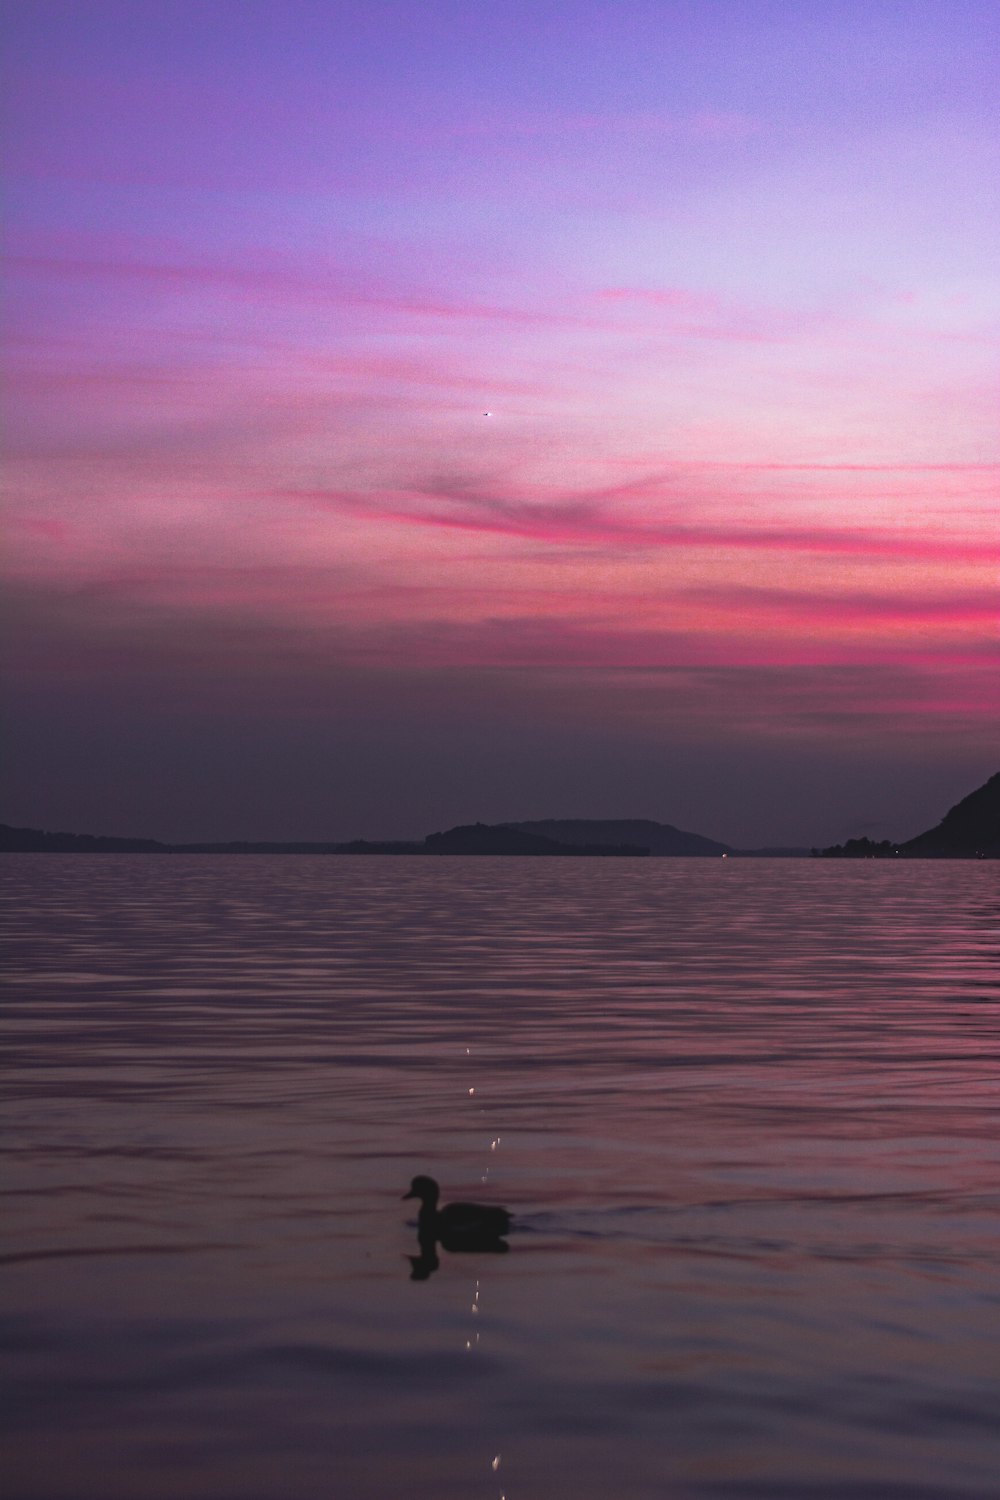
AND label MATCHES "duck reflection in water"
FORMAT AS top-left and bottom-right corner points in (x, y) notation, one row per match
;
(403, 1175), (511, 1280)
